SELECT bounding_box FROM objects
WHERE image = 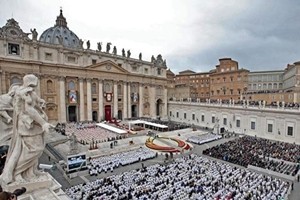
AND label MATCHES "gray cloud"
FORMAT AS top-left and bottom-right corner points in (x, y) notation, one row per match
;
(1, 0), (299, 74)
(167, 0), (300, 73)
